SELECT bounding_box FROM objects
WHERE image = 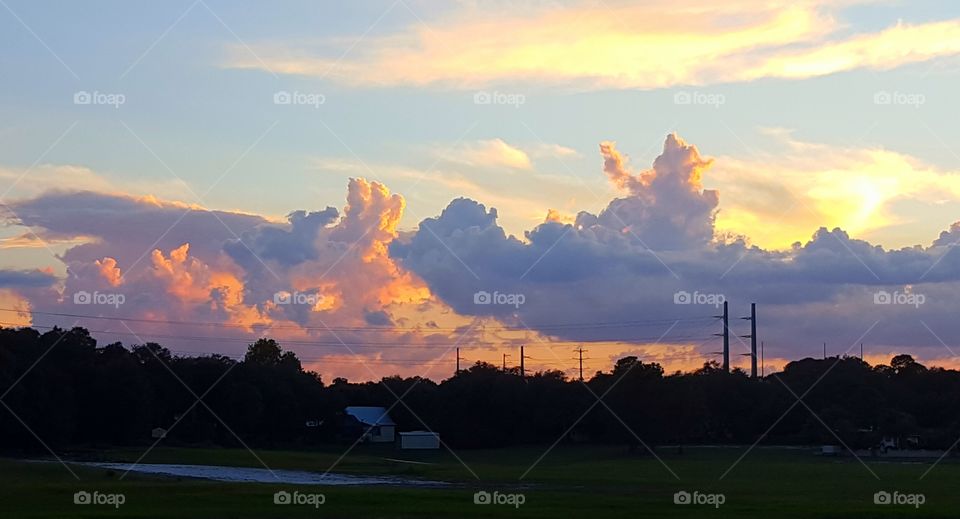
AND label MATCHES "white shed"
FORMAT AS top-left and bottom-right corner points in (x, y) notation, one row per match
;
(344, 406), (396, 443)
(399, 431), (440, 450)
